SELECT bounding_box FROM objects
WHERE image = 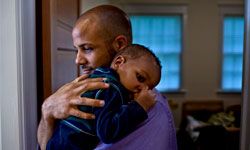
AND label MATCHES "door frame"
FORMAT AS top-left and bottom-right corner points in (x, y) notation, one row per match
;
(240, 0), (250, 149)
(17, 0), (38, 149)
